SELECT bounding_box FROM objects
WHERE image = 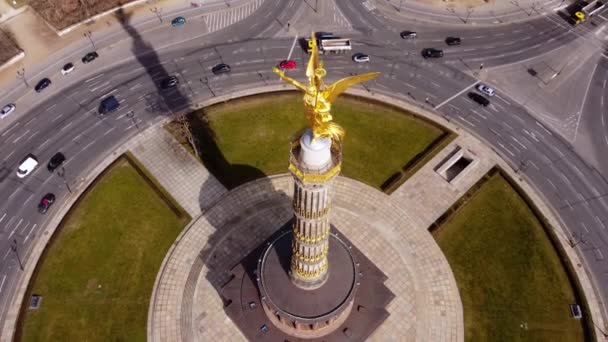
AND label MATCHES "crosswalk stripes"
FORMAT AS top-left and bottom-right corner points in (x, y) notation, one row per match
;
(332, 1), (352, 29)
(203, 0), (265, 33)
